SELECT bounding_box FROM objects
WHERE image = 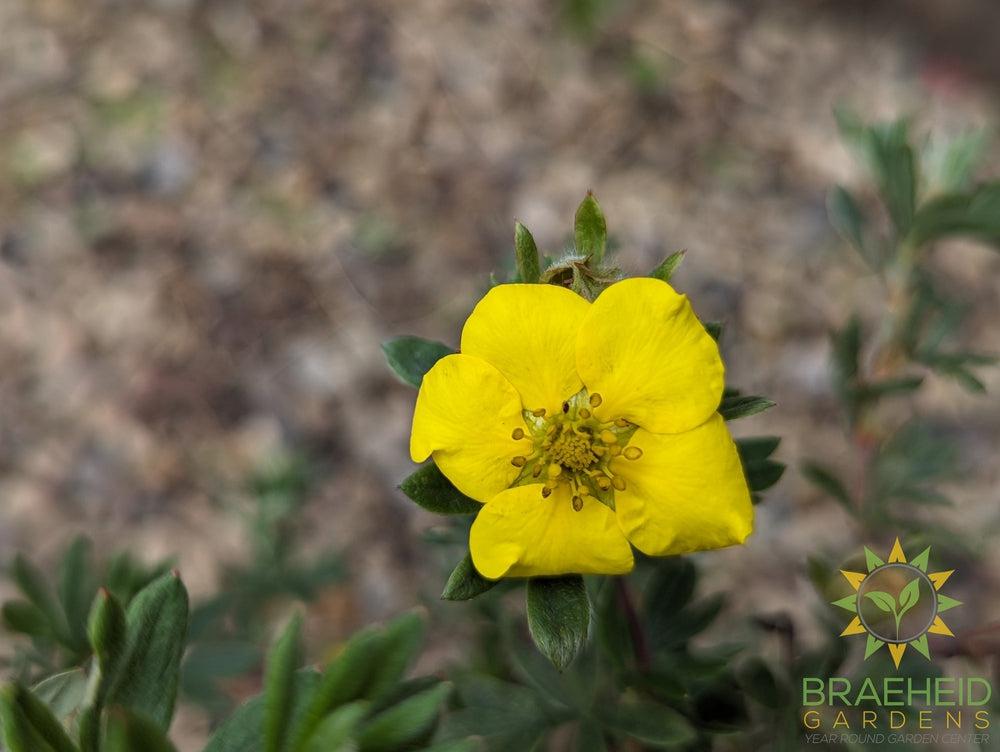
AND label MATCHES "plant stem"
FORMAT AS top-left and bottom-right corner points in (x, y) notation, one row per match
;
(614, 578), (651, 673)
